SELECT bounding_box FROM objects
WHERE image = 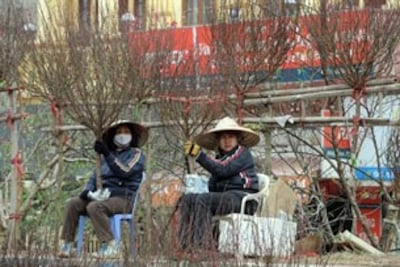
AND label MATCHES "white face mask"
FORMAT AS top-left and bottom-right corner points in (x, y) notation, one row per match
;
(113, 133), (132, 147)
